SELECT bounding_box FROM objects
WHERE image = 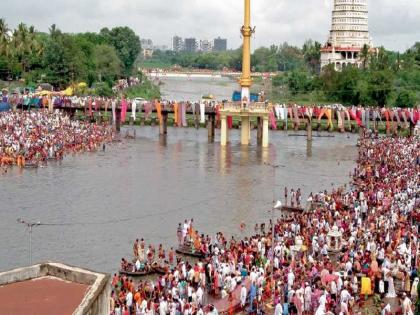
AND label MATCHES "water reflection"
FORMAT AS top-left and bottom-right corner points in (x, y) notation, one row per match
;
(307, 140), (313, 158)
